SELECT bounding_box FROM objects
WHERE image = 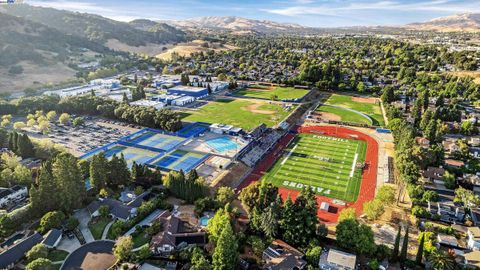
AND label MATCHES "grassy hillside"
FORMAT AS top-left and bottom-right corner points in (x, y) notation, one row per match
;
(1, 4), (186, 47)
